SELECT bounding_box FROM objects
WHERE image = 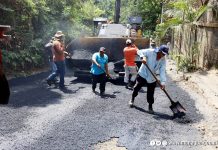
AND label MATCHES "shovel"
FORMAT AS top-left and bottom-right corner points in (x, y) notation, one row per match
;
(145, 63), (186, 118)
